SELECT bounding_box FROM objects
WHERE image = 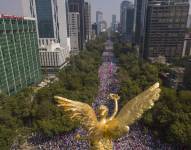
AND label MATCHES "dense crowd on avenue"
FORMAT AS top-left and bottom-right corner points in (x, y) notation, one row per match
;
(28, 41), (174, 150)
